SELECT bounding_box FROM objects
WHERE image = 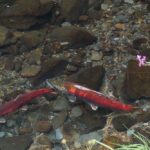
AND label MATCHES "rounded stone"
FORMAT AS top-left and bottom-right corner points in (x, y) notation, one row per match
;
(35, 120), (51, 133)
